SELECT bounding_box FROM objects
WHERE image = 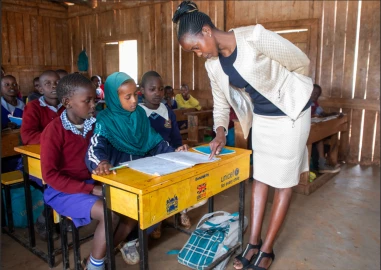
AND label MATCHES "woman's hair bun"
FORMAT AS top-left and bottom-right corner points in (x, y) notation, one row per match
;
(172, 1), (199, 23)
